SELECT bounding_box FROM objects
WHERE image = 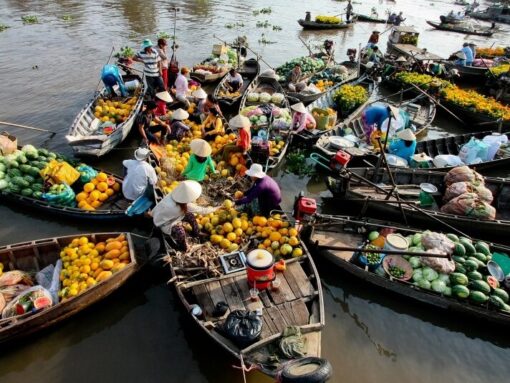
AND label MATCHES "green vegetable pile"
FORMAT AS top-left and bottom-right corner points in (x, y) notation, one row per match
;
(388, 265), (406, 279)
(276, 57), (325, 81)
(284, 150), (314, 177)
(157, 31), (171, 39)
(0, 24), (10, 32)
(365, 245), (382, 265)
(114, 46), (135, 59)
